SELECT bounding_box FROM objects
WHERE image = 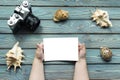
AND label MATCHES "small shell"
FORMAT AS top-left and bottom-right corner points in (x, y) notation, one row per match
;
(53, 9), (69, 22)
(5, 42), (24, 71)
(100, 46), (112, 61)
(91, 9), (112, 28)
